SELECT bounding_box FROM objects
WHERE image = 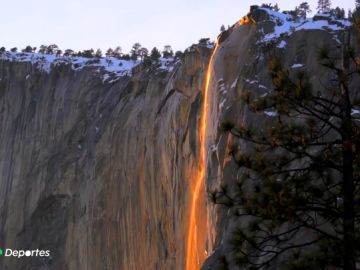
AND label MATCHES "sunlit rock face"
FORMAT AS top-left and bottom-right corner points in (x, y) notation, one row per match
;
(0, 6), (356, 270)
(202, 6), (356, 270)
(0, 48), (211, 270)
